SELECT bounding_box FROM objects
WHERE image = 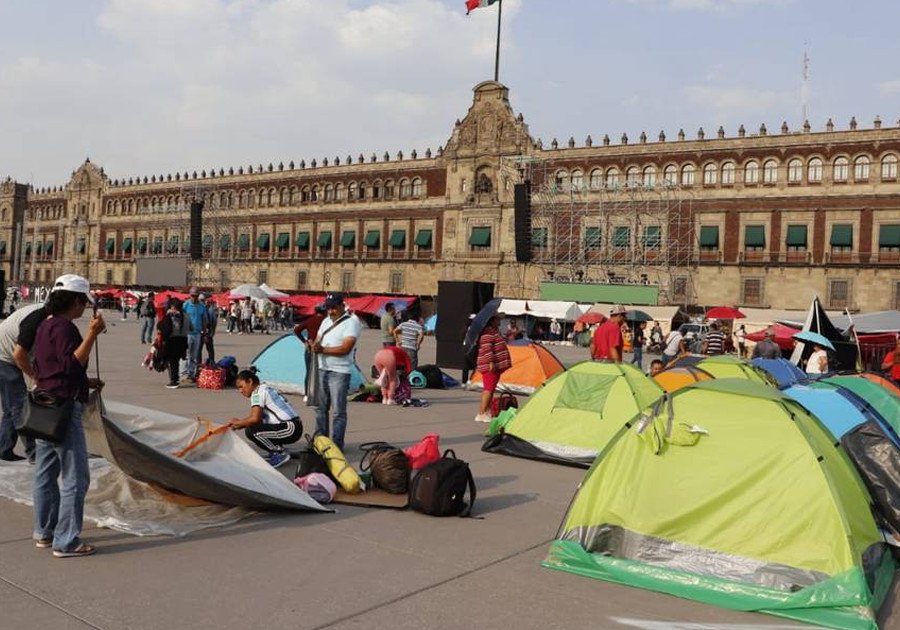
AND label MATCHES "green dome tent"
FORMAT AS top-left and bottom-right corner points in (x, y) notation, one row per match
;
(692, 354), (778, 386)
(824, 375), (900, 436)
(482, 361), (664, 467)
(544, 379), (896, 630)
